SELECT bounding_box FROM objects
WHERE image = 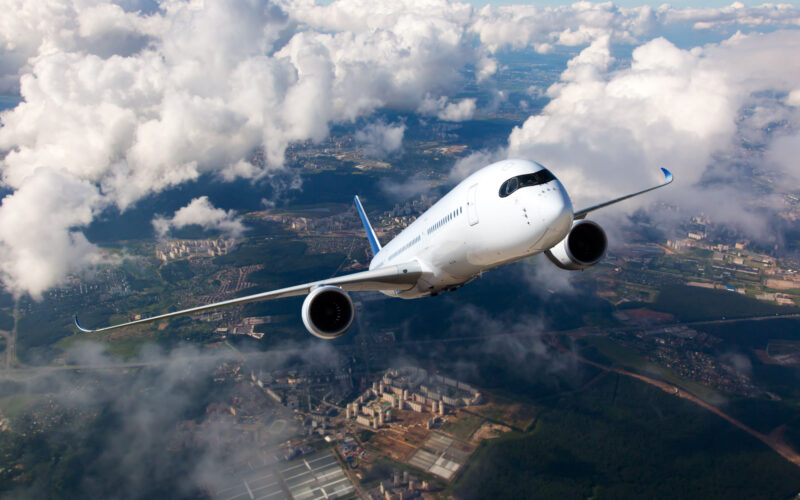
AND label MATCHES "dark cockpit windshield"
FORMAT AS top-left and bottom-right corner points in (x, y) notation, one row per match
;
(498, 169), (555, 198)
